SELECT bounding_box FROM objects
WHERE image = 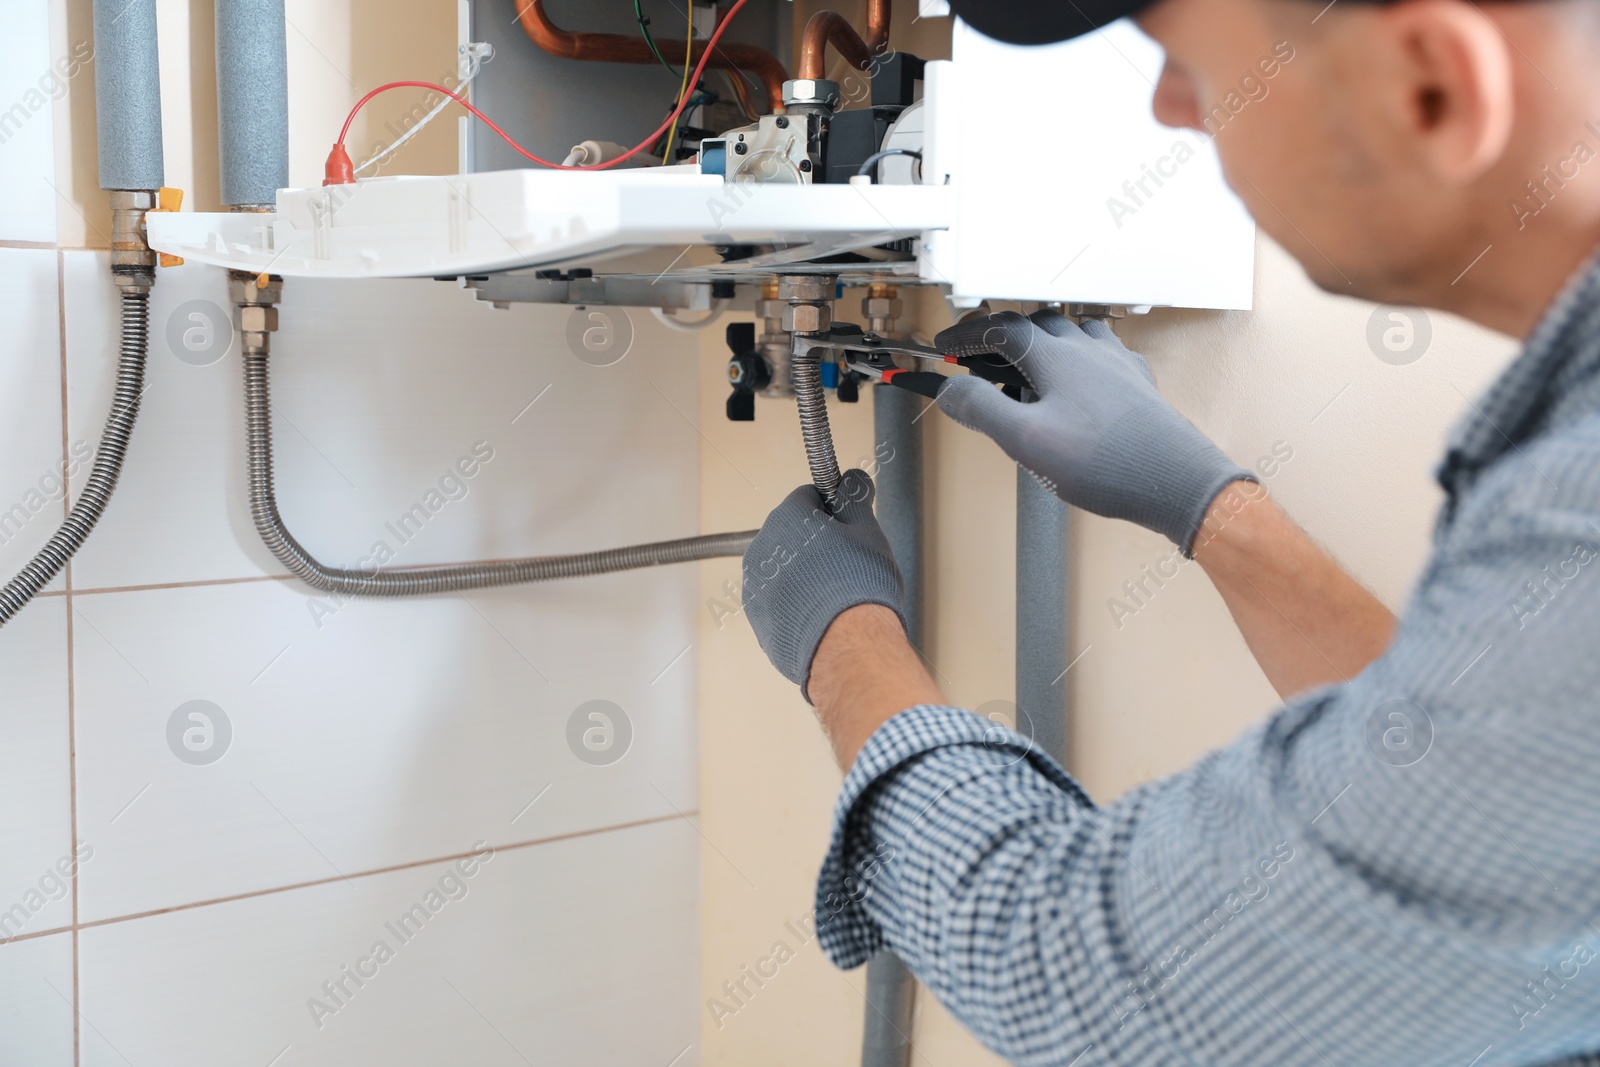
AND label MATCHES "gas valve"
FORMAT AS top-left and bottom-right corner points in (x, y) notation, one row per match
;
(725, 322), (770, 421)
